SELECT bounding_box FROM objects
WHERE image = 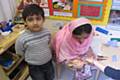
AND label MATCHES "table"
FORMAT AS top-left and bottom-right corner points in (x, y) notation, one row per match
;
(93, 36), (120, 80)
